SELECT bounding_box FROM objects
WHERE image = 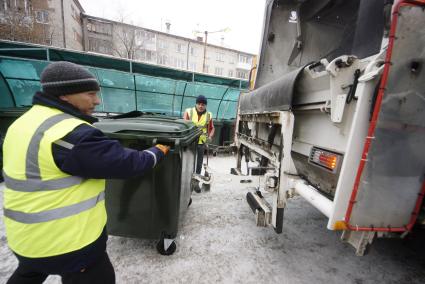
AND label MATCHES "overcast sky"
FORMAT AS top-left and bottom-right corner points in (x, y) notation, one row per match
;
(78, 0), (266, 54)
